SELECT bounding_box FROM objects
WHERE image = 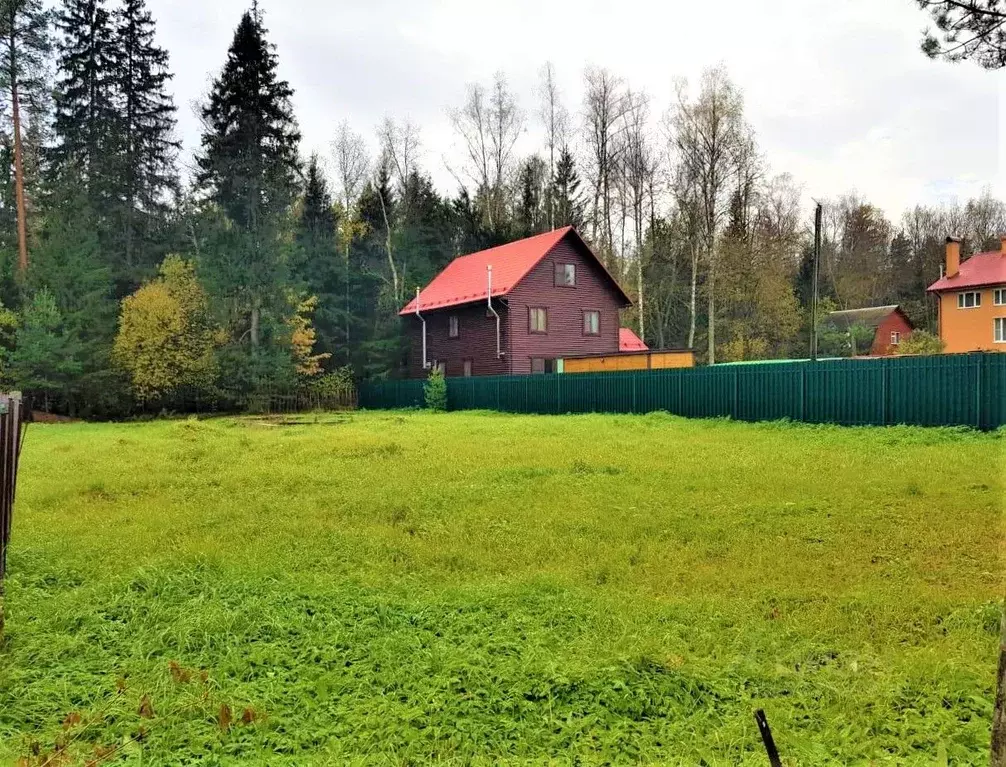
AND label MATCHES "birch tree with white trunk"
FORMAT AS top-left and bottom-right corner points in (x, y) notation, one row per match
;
(667, 67), (745, 364)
